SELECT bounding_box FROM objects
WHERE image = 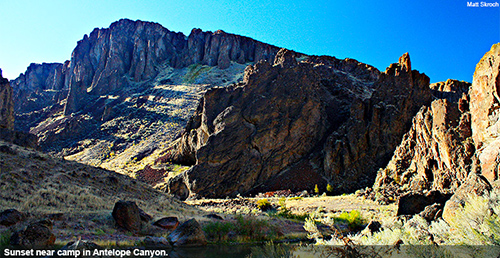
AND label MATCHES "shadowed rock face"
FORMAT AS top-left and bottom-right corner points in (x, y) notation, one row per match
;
(10, 62), (70, 131)
(470, 43), (500, 182)
(323, 53), (433, 193)
(0, 68), (14, 130)
(168, 50), (431, 199)
(63, 19), (280, 115)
